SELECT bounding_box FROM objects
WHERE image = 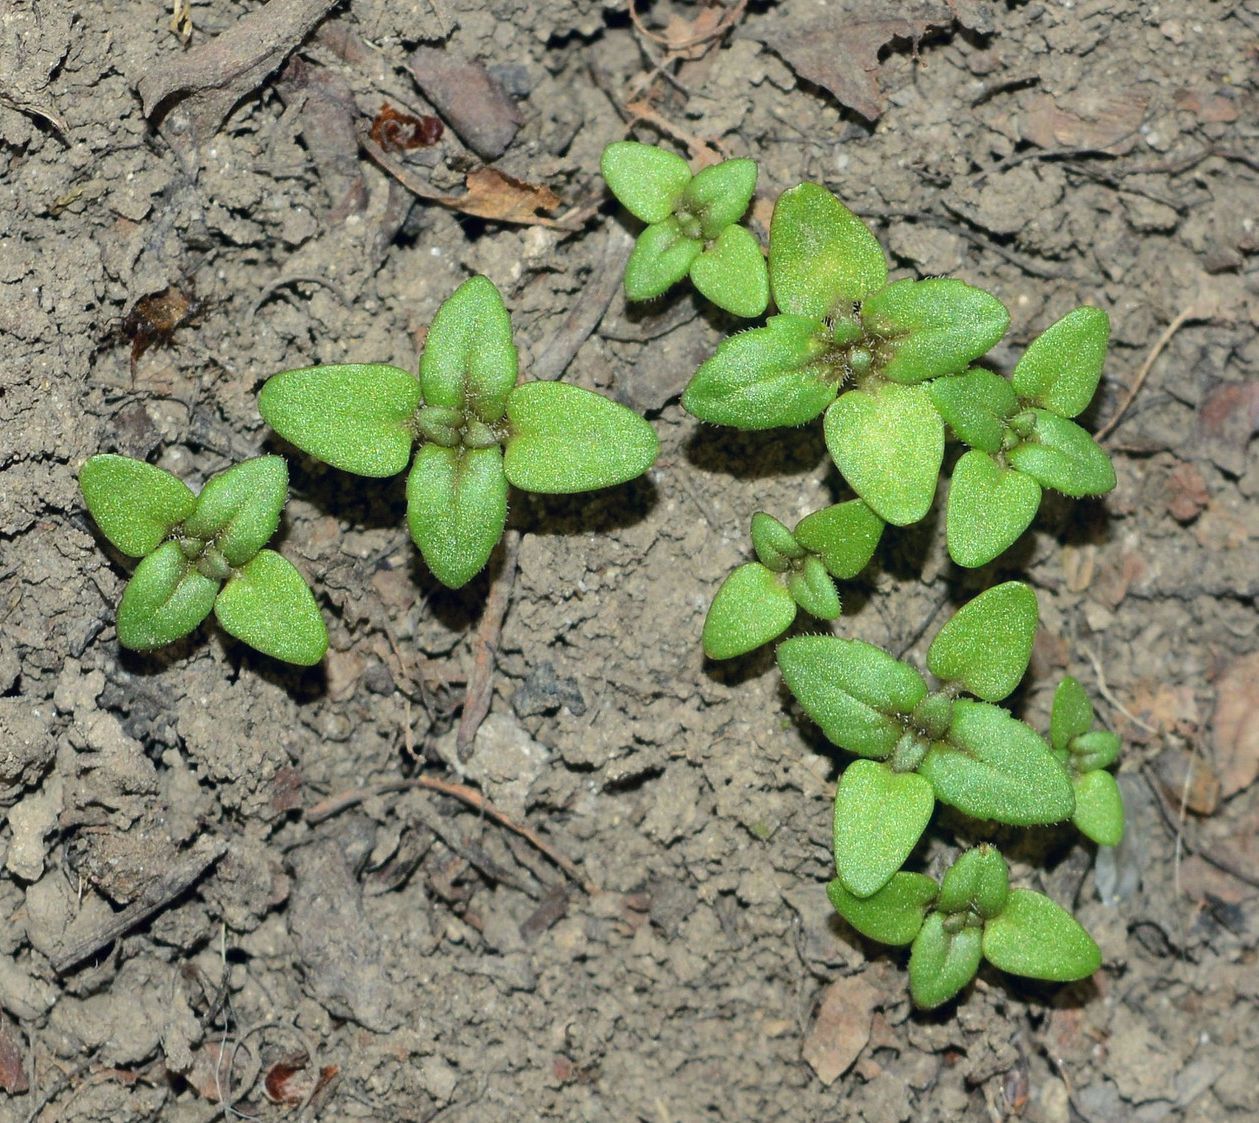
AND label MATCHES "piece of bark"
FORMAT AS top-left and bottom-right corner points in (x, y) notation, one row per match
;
(138, 0), (340, 148)
(409, 46), (522, 160)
